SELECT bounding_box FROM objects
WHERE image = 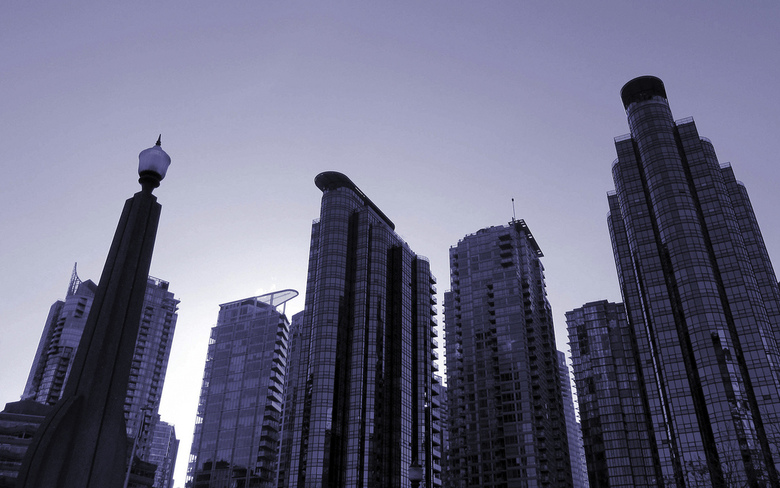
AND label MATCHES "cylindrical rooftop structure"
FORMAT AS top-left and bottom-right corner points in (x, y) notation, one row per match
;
(620, 76), (667, 109)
